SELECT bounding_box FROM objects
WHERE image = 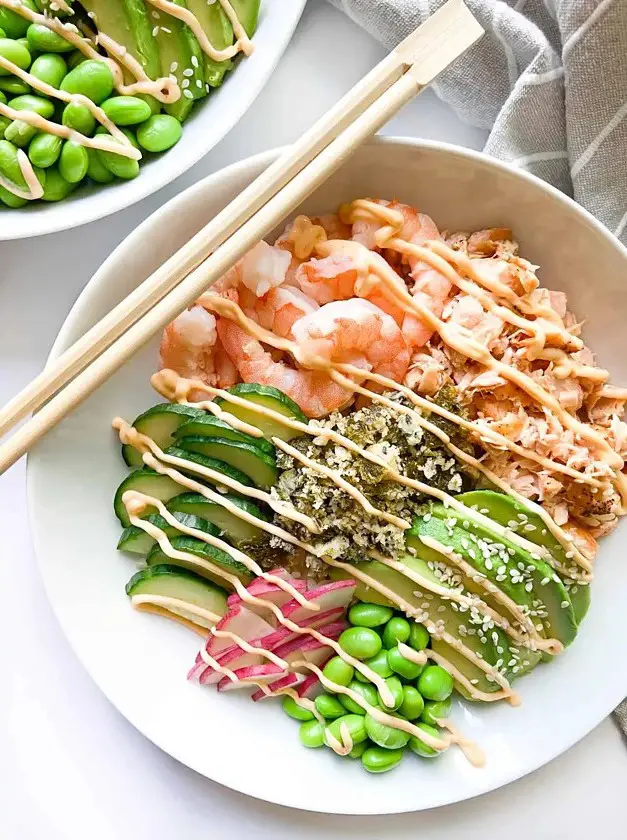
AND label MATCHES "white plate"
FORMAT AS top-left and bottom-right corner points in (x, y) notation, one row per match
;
(0, 0), (305, 241)
(28, 139), (627, 814)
